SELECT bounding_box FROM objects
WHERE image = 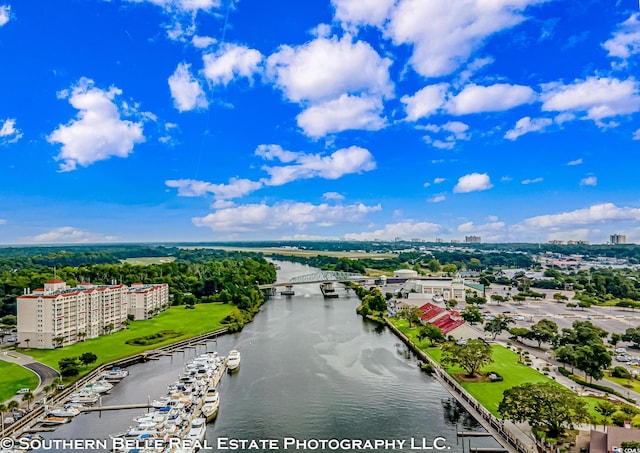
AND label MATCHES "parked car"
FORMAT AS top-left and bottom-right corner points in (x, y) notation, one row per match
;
(16, 388), (30, 394)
